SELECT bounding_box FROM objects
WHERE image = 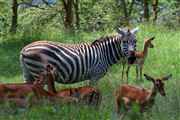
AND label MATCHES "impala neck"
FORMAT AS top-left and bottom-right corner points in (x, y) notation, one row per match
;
(146, 85), (157, 102)
(142, 43), (149, 58)
(47, 73), (57, 94)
